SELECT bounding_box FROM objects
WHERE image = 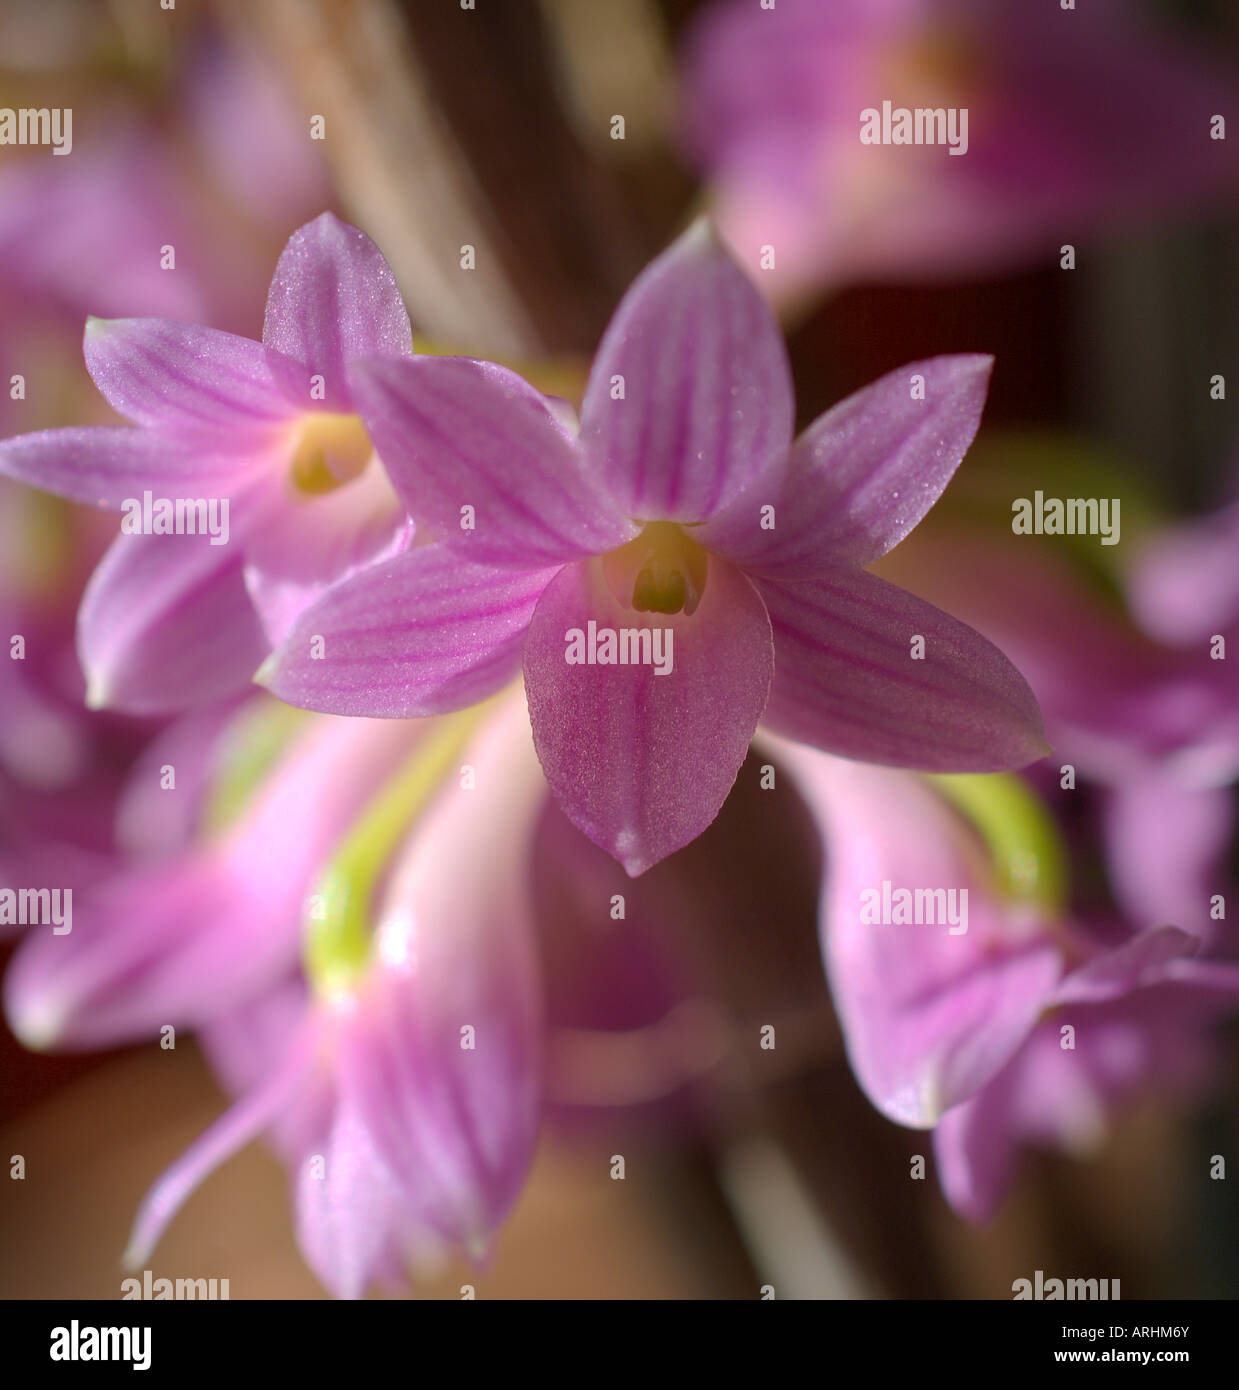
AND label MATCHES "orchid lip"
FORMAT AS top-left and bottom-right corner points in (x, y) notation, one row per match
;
(600, 520), (709, 616)
(287, 411), (374, 496)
